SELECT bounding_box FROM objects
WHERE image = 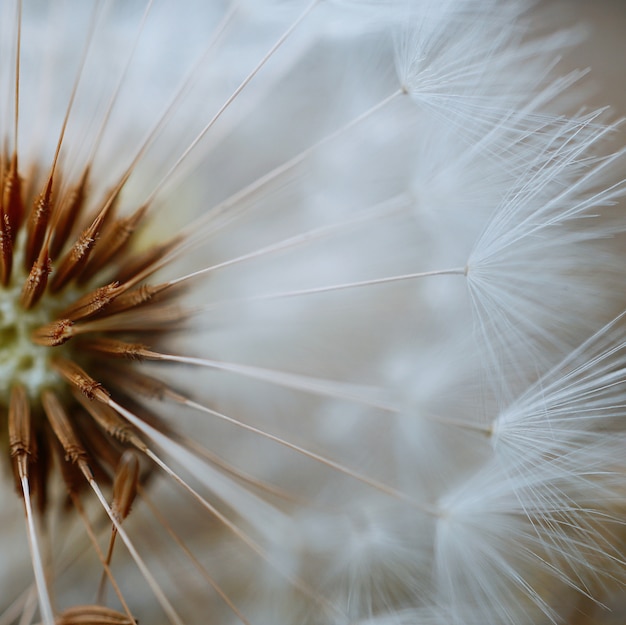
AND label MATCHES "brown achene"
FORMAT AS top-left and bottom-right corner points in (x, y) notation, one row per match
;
(2, 146), (189, 623)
